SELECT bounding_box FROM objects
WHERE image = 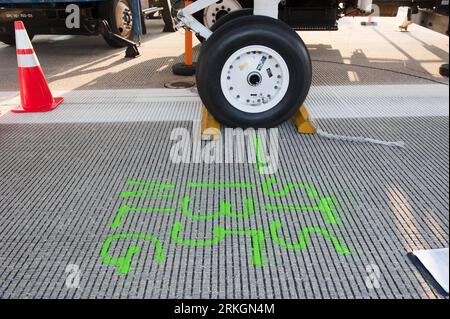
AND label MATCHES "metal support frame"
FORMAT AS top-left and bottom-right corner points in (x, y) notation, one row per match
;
(98, 20), (140, 58)
(131, 0), (143, 38)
